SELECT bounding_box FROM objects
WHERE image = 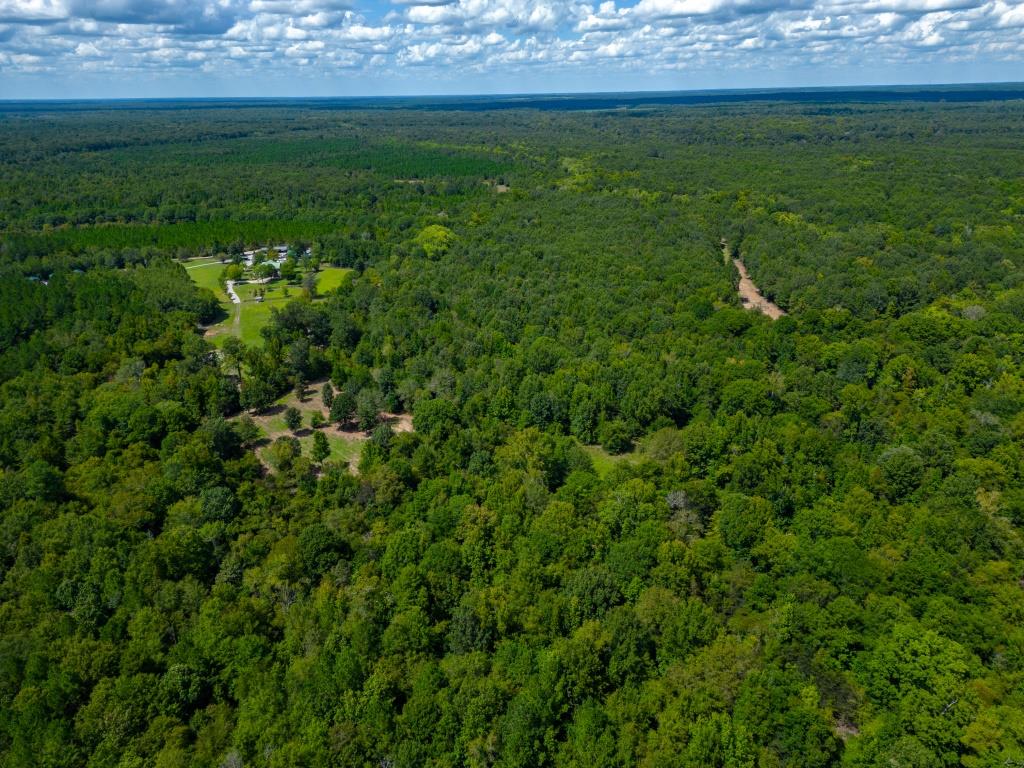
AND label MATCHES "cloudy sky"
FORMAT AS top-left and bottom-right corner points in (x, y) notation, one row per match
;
(1, 0), (1022, 98)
